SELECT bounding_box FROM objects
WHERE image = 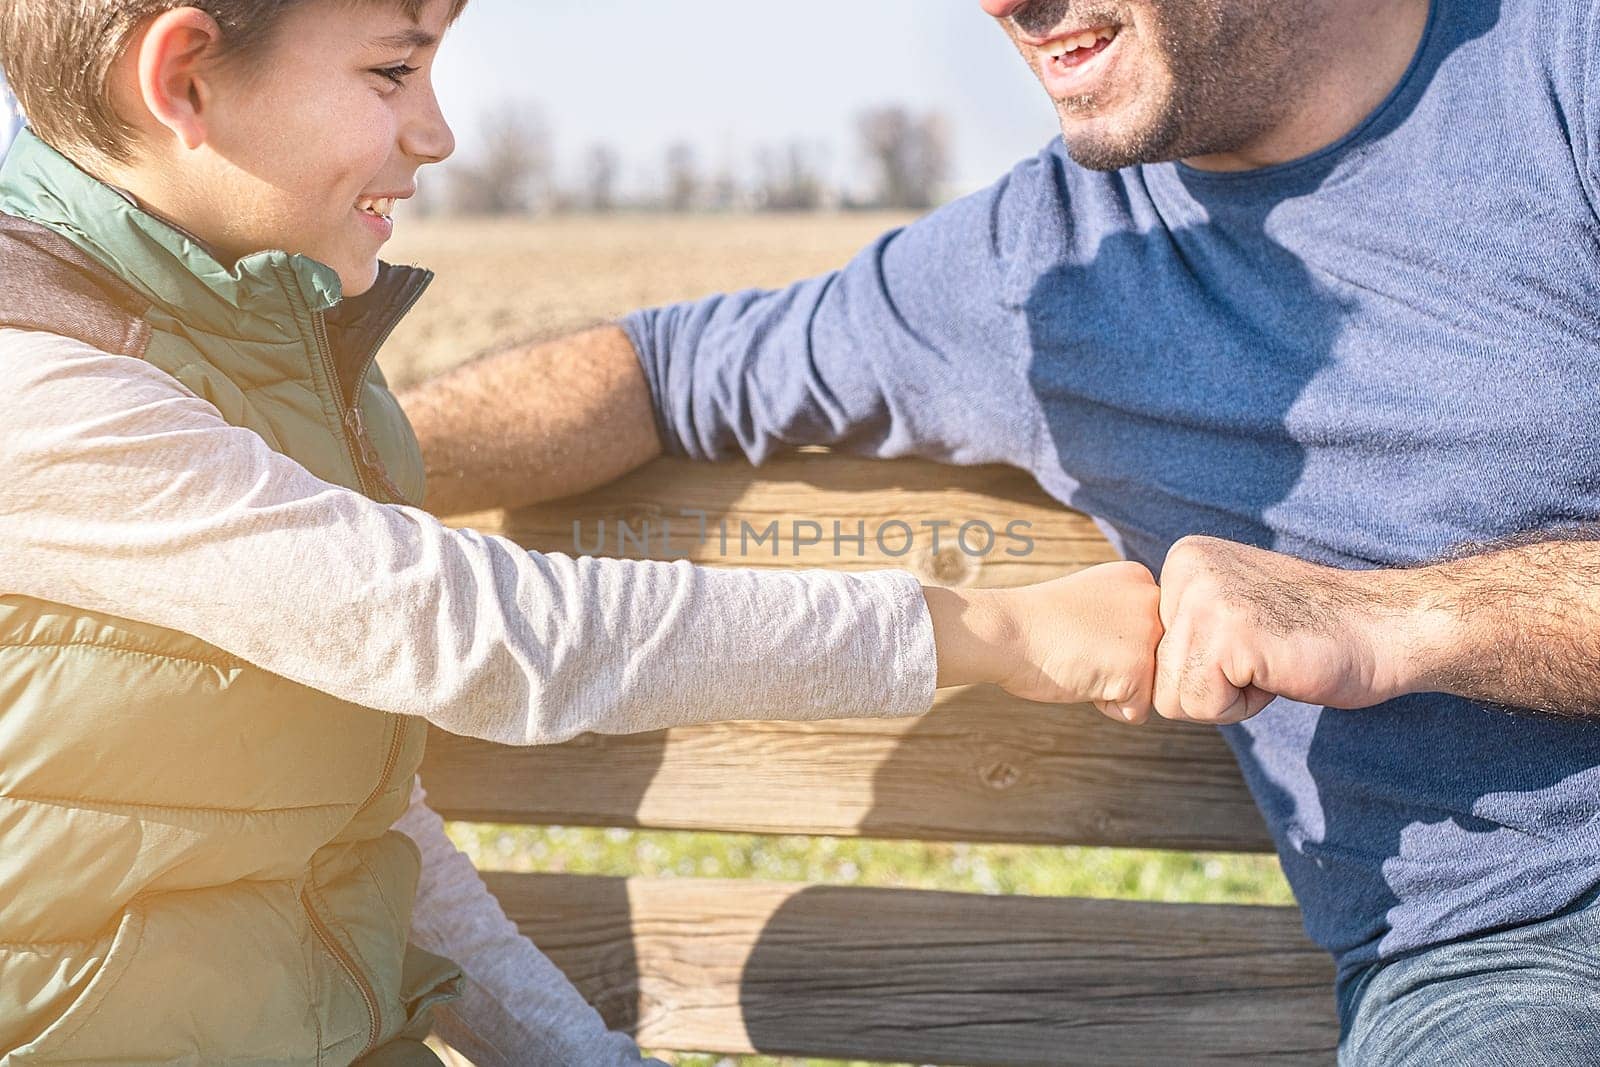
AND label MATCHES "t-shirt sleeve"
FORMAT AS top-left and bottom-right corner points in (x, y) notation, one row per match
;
(1578, 0), (1600, 210)
(0, 328), (937, 745)
(396, 778), (664, 1067)
(624, 152), (1054, 470)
